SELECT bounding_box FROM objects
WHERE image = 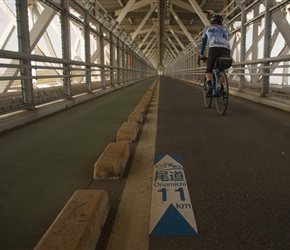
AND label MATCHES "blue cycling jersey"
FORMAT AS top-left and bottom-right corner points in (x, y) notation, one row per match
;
(201, 24), (230, 55)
